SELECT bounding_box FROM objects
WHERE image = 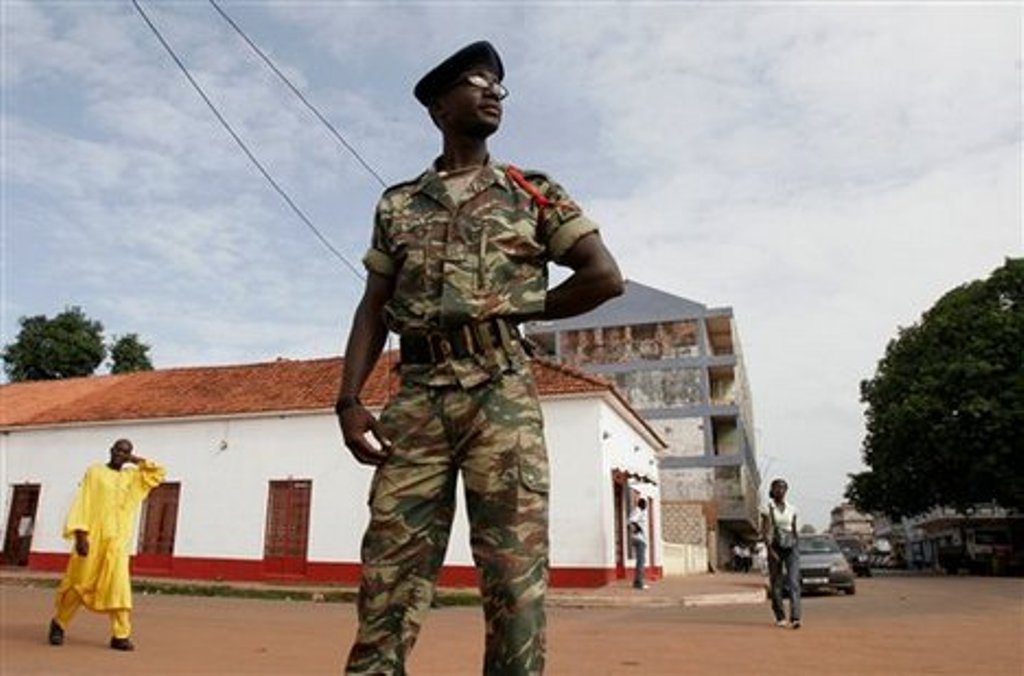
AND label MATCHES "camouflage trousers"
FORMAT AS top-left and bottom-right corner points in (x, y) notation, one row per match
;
(345, 369), (549, 676)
